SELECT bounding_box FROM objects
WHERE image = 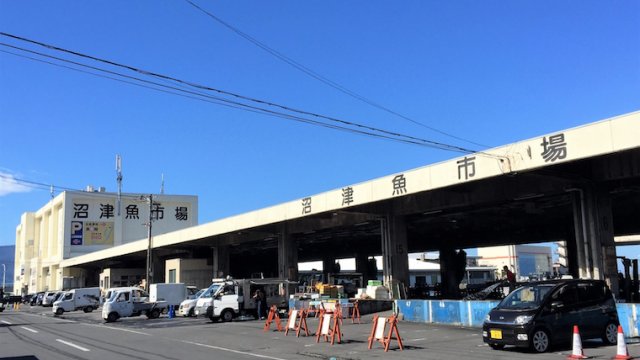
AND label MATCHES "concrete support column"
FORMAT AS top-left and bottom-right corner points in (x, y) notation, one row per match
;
(570, 189), (591, 279)
(212, 246), (230, 278)
(380, 215), (409, 298)
(151, 253), (165, 283)
(593, 189), (618, 295)
(439, 248), (459, 299)
(278, 224), (298, 281)
(569, 186), (617, 291)
(355, 253), (374, 286)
